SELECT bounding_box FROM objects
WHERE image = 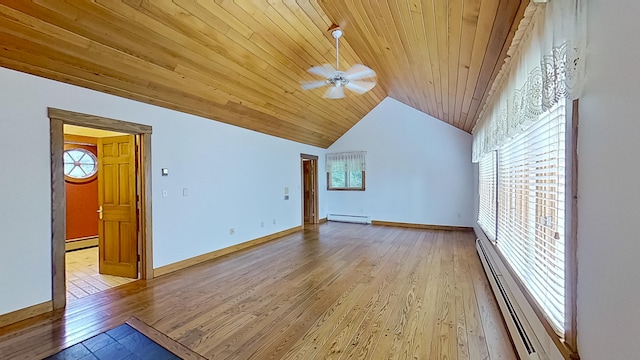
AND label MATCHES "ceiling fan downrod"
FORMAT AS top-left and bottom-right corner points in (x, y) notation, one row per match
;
(332, 28), (343, 70)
